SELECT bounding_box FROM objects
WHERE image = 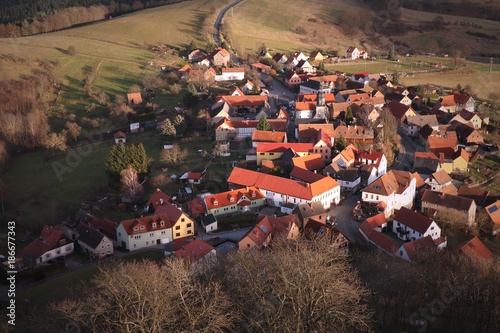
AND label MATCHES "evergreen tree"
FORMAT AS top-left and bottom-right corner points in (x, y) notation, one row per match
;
(335, 135), (347, 151)
(346, 107), (354, 125)
(161, 119), (176, 138)
(249, 83), (260, 95)
(256, 115), (271, 131)
(388, 46), (395, 61)
(130, 143), (151, 176)
(105, 144), (128, 180)
(392, 69), (399, 85)
(416, 84), (425, 98)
